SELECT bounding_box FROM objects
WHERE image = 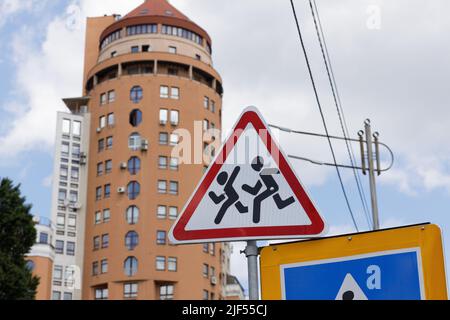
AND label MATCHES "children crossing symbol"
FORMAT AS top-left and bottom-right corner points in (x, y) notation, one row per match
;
(169, 107), (326, 244)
